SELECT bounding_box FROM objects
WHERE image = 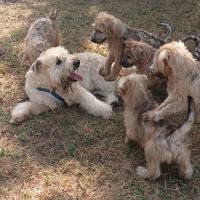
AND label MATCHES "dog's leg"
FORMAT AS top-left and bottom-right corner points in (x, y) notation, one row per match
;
(136, 160), (161, 180)
(62, 84), (112, 119)
(104, 57), (122, 81)
(178, 149), (193, 180)
(143, 97), (186, 122)
(10, 101), (49, 123)
(99, 53), (114, 77)
(26, 86), (59, 110)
